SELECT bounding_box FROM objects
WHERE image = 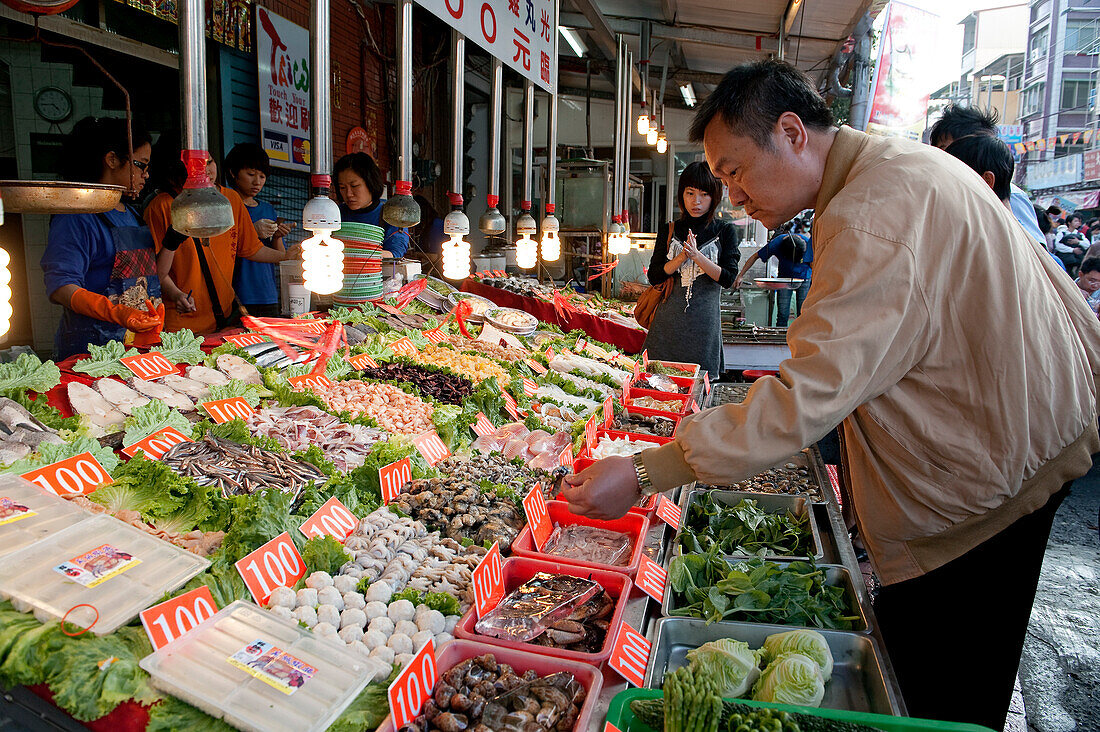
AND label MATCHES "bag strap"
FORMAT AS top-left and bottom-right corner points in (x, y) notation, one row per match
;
(192, 237), (229, 331)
